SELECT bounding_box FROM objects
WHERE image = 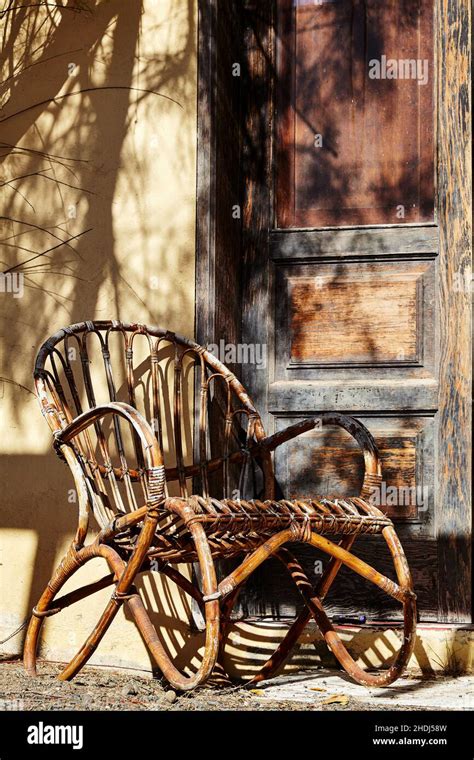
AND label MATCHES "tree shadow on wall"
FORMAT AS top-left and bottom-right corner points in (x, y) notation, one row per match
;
(1, 0), (196, 411)
(0, 0), (198, 673)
